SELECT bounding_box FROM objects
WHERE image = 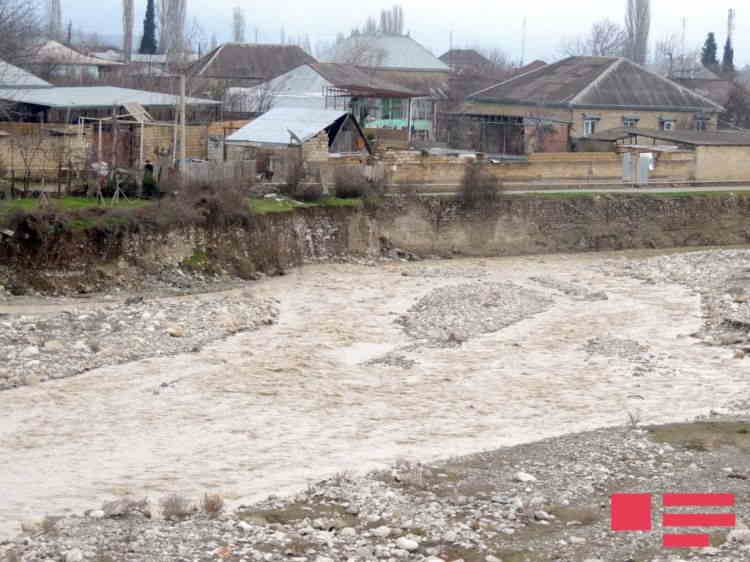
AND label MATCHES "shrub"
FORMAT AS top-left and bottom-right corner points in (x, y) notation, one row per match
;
(160, 494), (193, 521)
(296, 183), (323, 202)
(333, 167), (370, 199)
(202, 493), (225, 517)
(457, 160), (501, 209)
